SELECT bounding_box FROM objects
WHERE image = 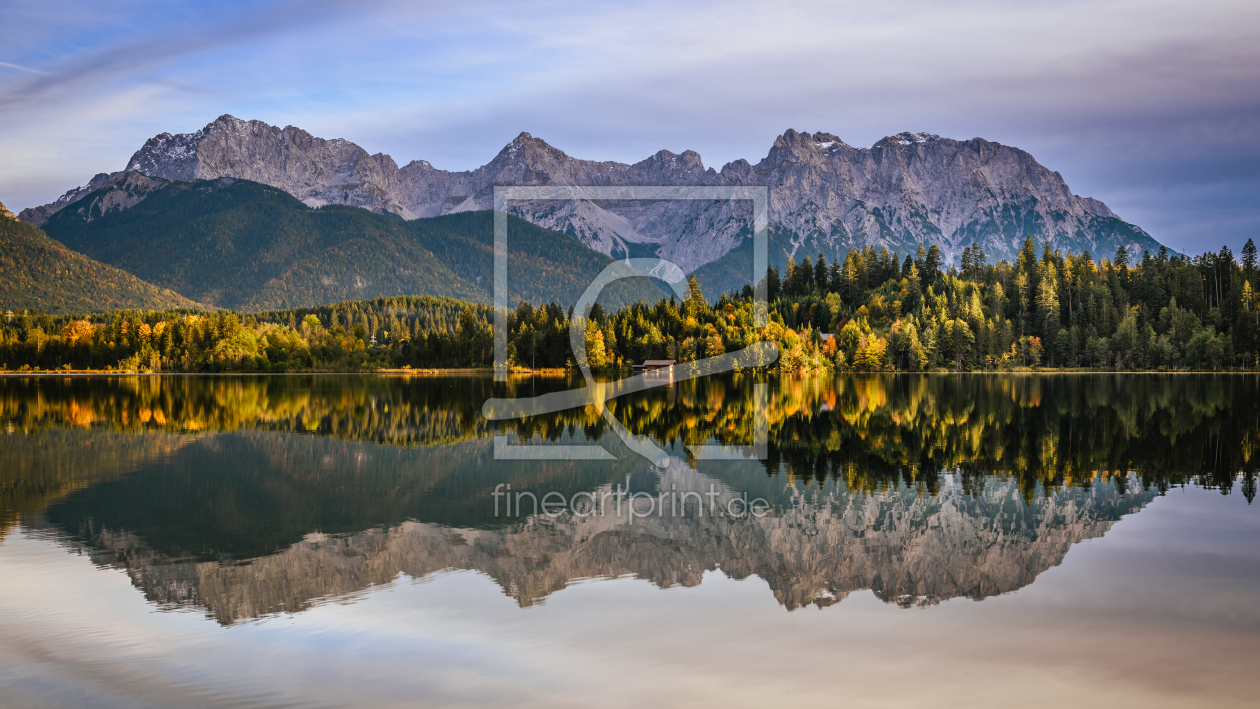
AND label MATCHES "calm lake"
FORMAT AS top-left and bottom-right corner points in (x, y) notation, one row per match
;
(1, 373), (1258, 708)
